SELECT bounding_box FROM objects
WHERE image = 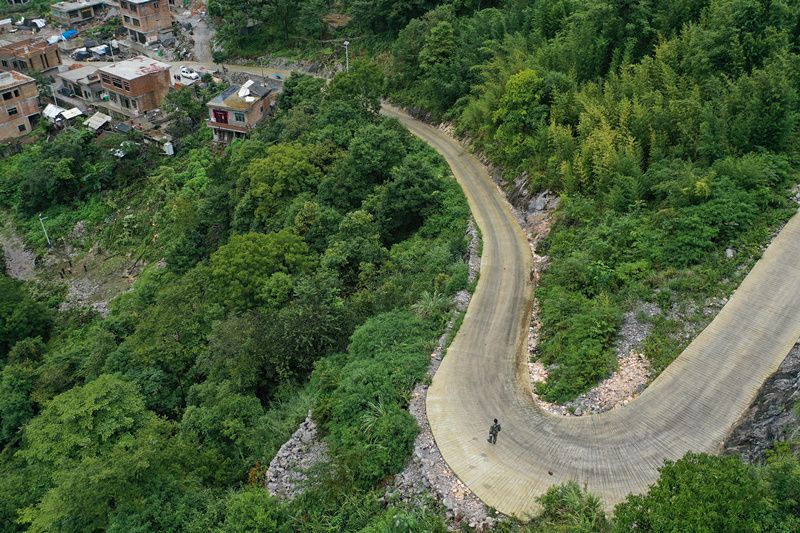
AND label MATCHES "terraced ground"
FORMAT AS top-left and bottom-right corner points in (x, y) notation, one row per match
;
(382, 105), (800, 516)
